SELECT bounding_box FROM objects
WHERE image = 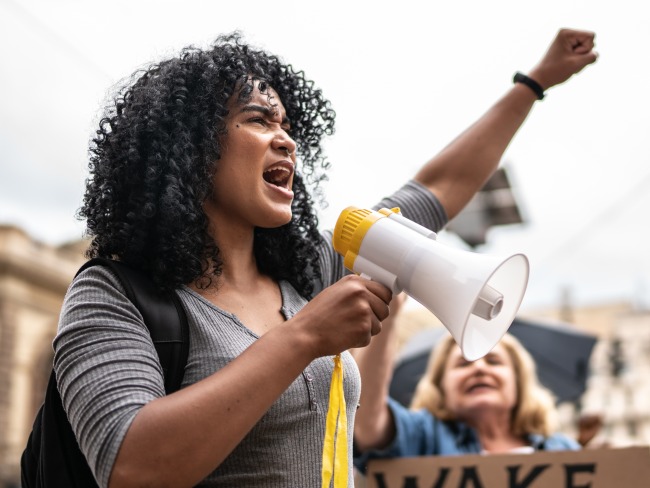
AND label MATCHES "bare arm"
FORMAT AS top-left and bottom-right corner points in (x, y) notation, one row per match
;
(108, 275), (391, 488)
(353, 293), (406, 452)
(353, 28), (598, 454)
(416, 28), (598, 220)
